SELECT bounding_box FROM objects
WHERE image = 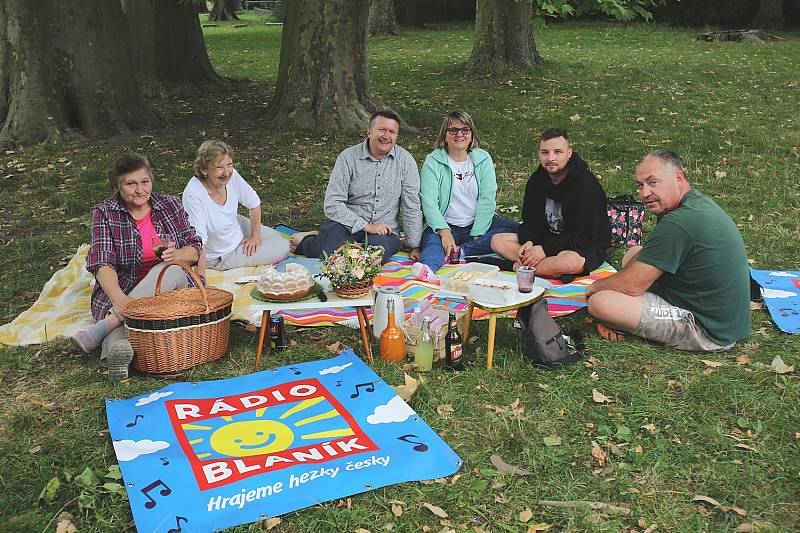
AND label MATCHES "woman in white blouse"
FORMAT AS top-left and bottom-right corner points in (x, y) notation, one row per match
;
(182, 140), (289, 270)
